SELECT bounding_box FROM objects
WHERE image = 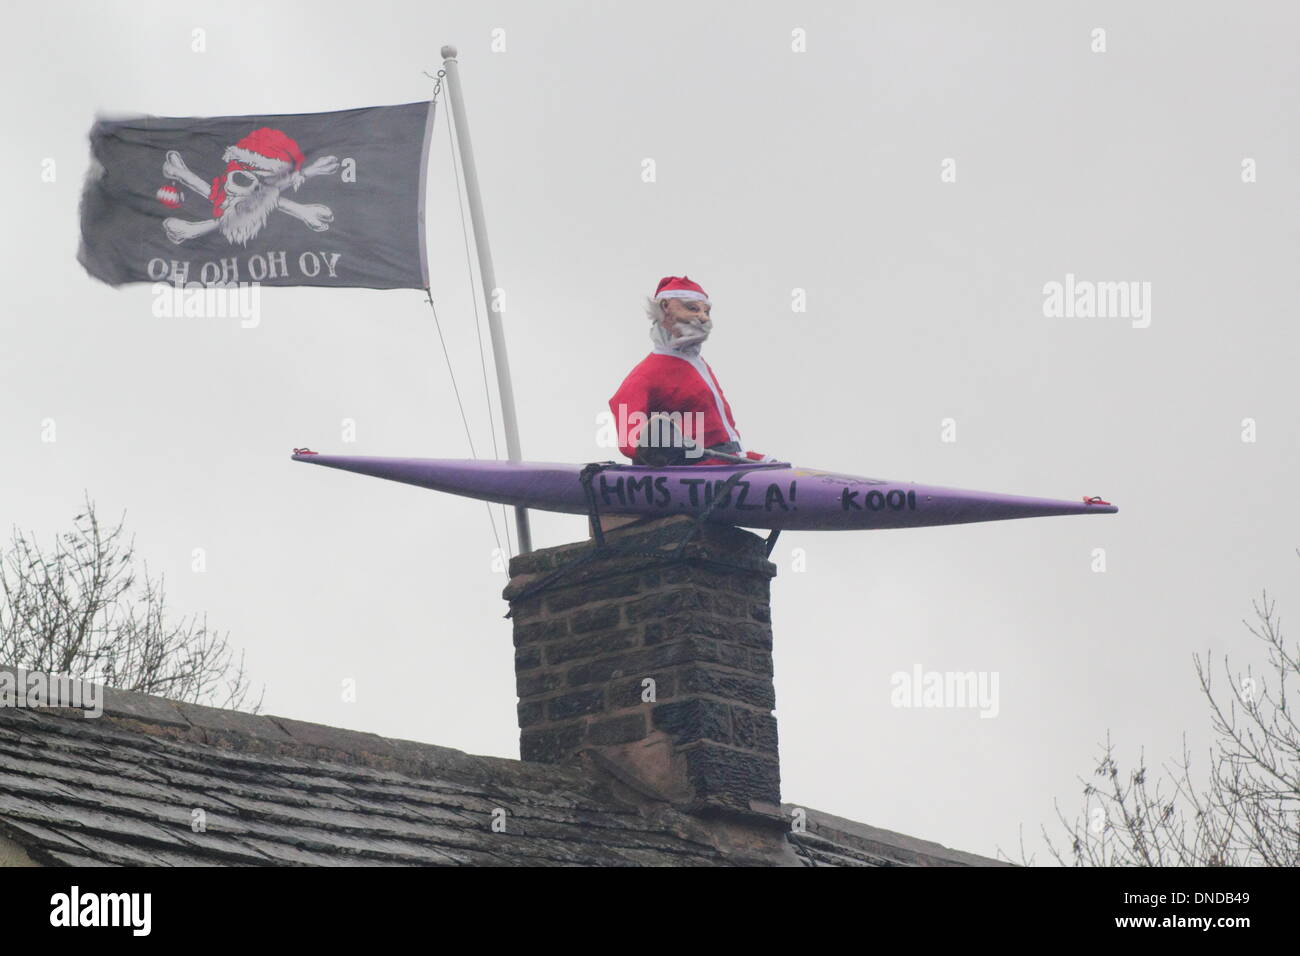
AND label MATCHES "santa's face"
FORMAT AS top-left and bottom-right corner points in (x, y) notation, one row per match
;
(659, 297), (712, 341)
